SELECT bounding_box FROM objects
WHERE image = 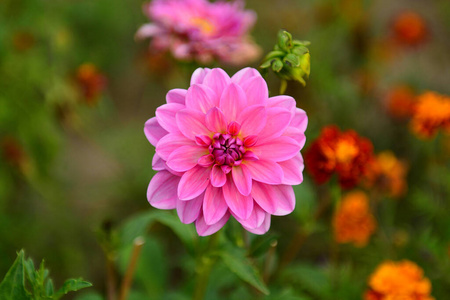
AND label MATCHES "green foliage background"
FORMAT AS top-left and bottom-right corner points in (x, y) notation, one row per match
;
(1, 0), (450, 299)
